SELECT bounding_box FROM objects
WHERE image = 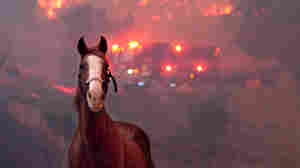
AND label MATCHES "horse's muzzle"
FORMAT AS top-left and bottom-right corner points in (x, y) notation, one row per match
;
(86, 81), (105, 112)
